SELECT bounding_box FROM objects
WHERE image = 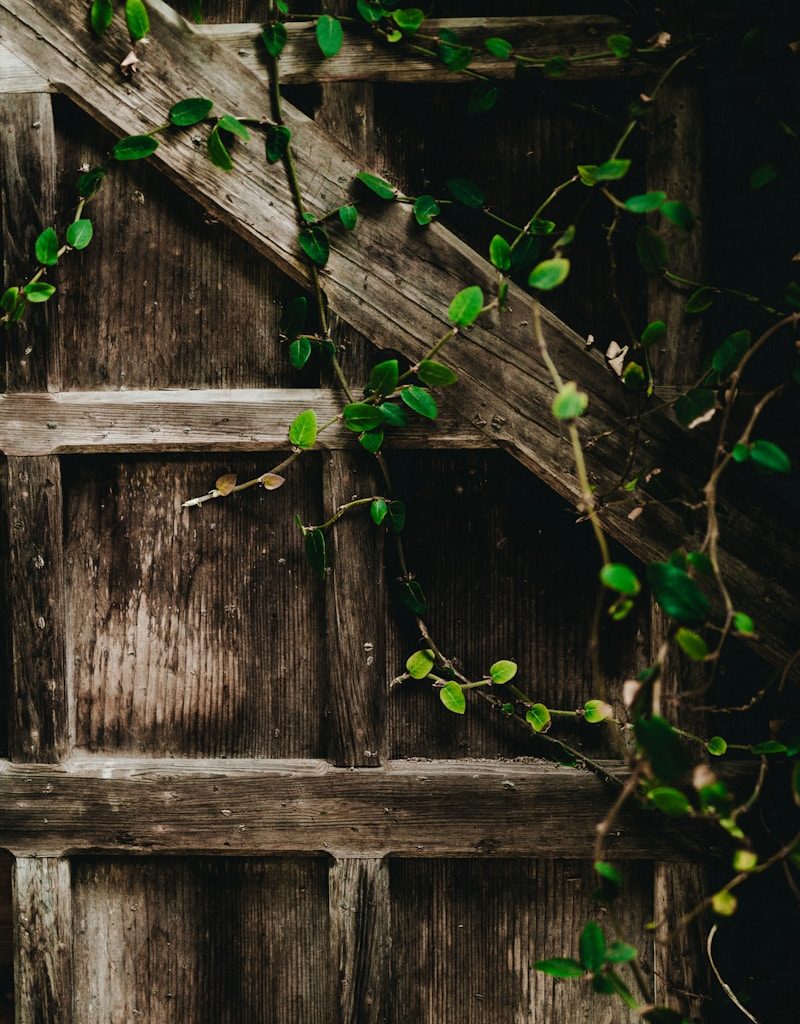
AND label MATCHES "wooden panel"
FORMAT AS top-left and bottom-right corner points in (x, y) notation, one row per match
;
(0, 852), (11, 1024)
(390, 858), (653, 1024)
(0, 390), (489, 456)
(63, 454), (325, 757)
(0, 757), (743, 860)
(0, 42), (48, 93)
(13, 857), (73, 1024)
(5, 456), (69, 762)
(71, 857), (332, 1024)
